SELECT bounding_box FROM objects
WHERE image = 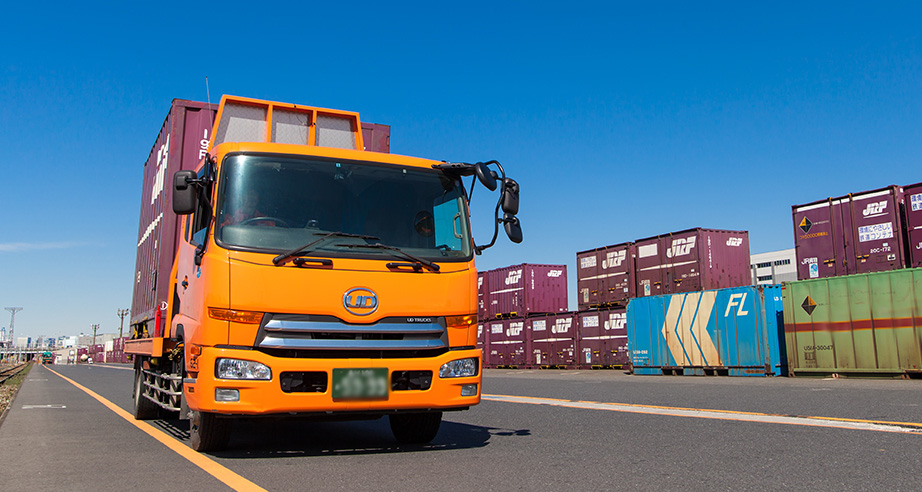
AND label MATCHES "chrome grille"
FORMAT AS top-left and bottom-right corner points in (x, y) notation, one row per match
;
(256, 315), (448, 352)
